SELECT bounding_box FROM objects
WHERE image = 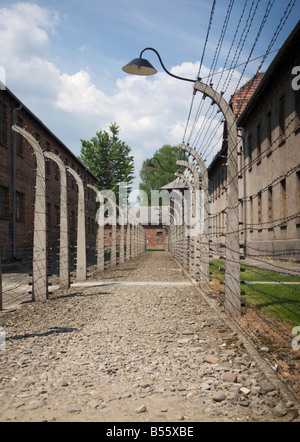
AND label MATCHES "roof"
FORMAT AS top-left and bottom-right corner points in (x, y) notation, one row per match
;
(237, 19), (300, 126)
(231, 72), (264, 119)
(1, 86), (99, 182)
